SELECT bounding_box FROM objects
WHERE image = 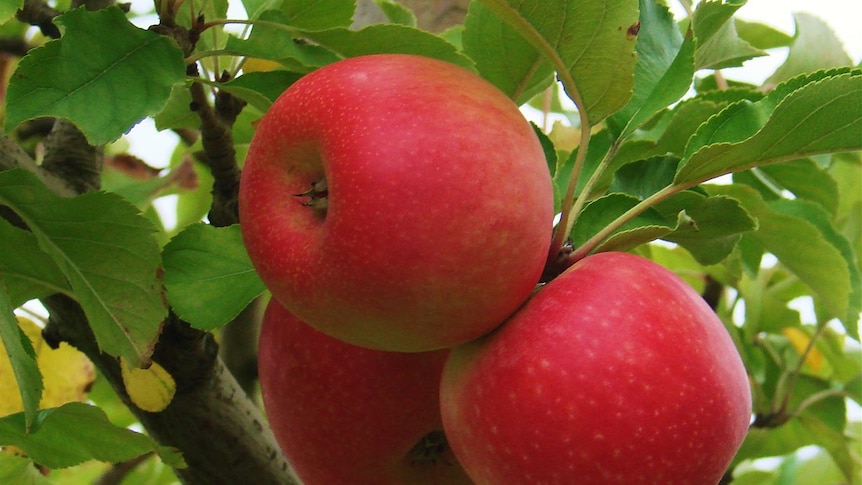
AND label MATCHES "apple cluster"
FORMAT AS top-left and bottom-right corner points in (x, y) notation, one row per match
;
(241, 54), (752, 484)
